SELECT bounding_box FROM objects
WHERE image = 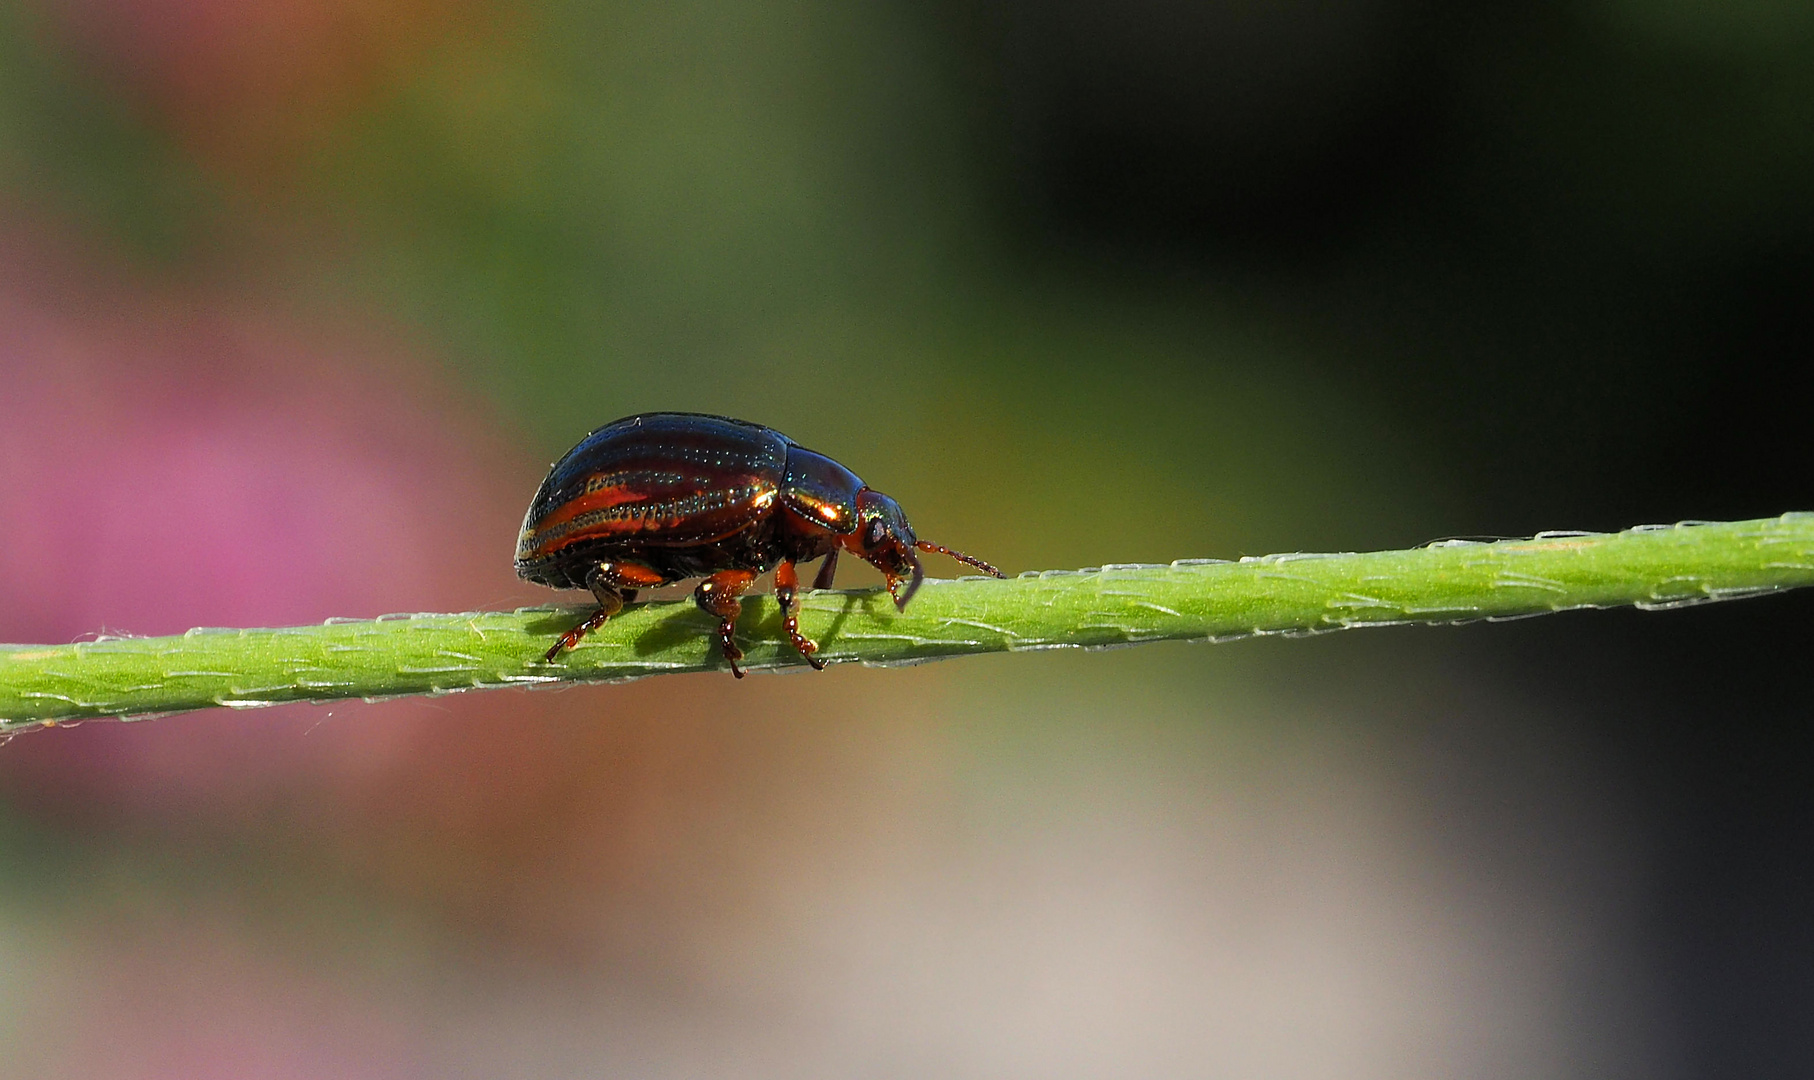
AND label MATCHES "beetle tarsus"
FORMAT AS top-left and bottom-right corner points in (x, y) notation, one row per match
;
(721, 624), (746, 679)
(778, 596), (827, 669)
